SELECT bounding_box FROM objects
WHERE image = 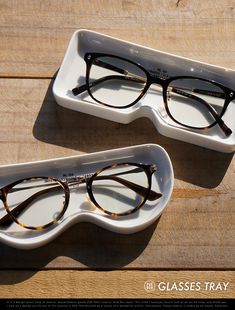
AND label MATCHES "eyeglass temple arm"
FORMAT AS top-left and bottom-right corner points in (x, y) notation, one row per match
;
(0, 168), (159, 198)
(0, 175), (161, 227)
(73, 59), (226, 98)
(89, 166), (161, 201)
(94, 61), (231, 125)
(94, 175), (162, 201)
(72, 58), (143, 95)
(171, 87), (232, 136)
(72, 74), (141, 96)
(96, 166), (161, 200)
(72, 57), (232, 135)
(73, 70), (231, 136)
(96, 61), (230, 100)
